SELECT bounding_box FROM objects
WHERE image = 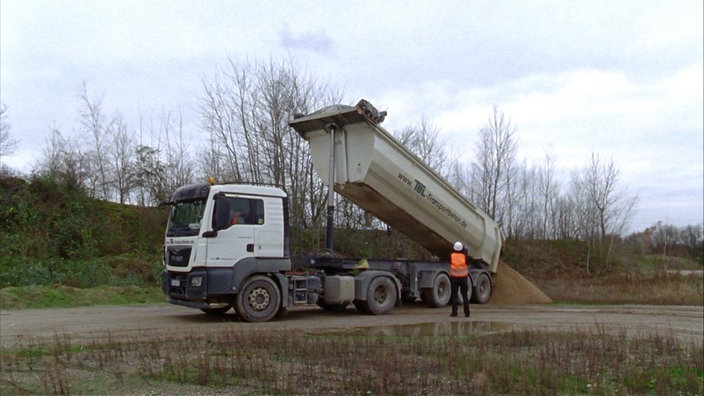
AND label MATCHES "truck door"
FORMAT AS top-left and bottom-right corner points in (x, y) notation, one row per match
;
(206, 195), (264, 267)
